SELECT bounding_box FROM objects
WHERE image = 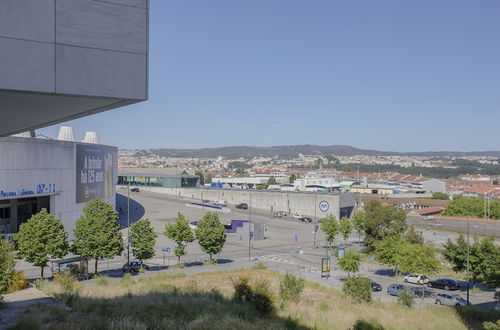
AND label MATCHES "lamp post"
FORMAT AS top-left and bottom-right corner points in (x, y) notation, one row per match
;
(248, 190), (252, 261)
(466, 216), (470, 304)
(127, 178), (130, 270)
